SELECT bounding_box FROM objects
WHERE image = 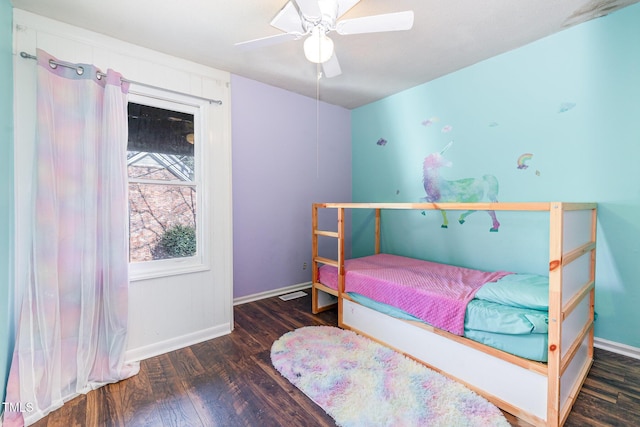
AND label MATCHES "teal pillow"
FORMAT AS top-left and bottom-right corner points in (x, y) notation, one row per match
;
(465, 299), (548, 334)
(474, 274), (548, 311)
